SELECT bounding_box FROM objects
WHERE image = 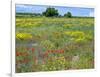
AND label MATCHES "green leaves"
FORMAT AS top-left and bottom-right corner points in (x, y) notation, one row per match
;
(42, 7), (59, 17)
(64, 12), (72, 18)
